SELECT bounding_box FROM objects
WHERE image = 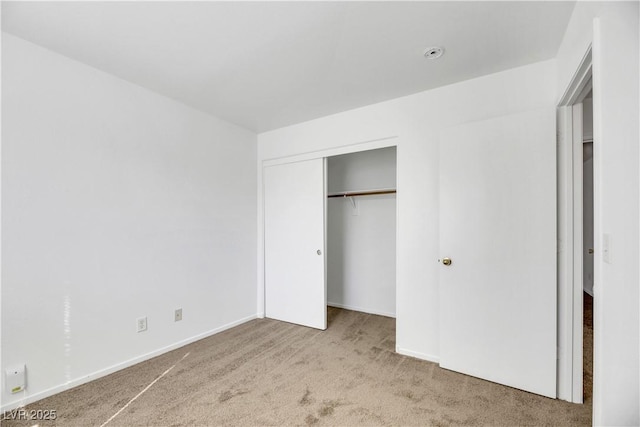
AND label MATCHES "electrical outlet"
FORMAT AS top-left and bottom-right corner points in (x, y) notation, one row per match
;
(137, 317), (147, 332)
(5, 364), (26, 394)
(174, 308), (183, 322)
